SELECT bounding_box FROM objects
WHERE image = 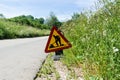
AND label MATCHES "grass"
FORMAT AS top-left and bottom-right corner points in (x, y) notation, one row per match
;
(36, 53), (83, 80)
(36, 53), (60, 80)
(0, 19), (50, 39)
(61, 0), (120, 80)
